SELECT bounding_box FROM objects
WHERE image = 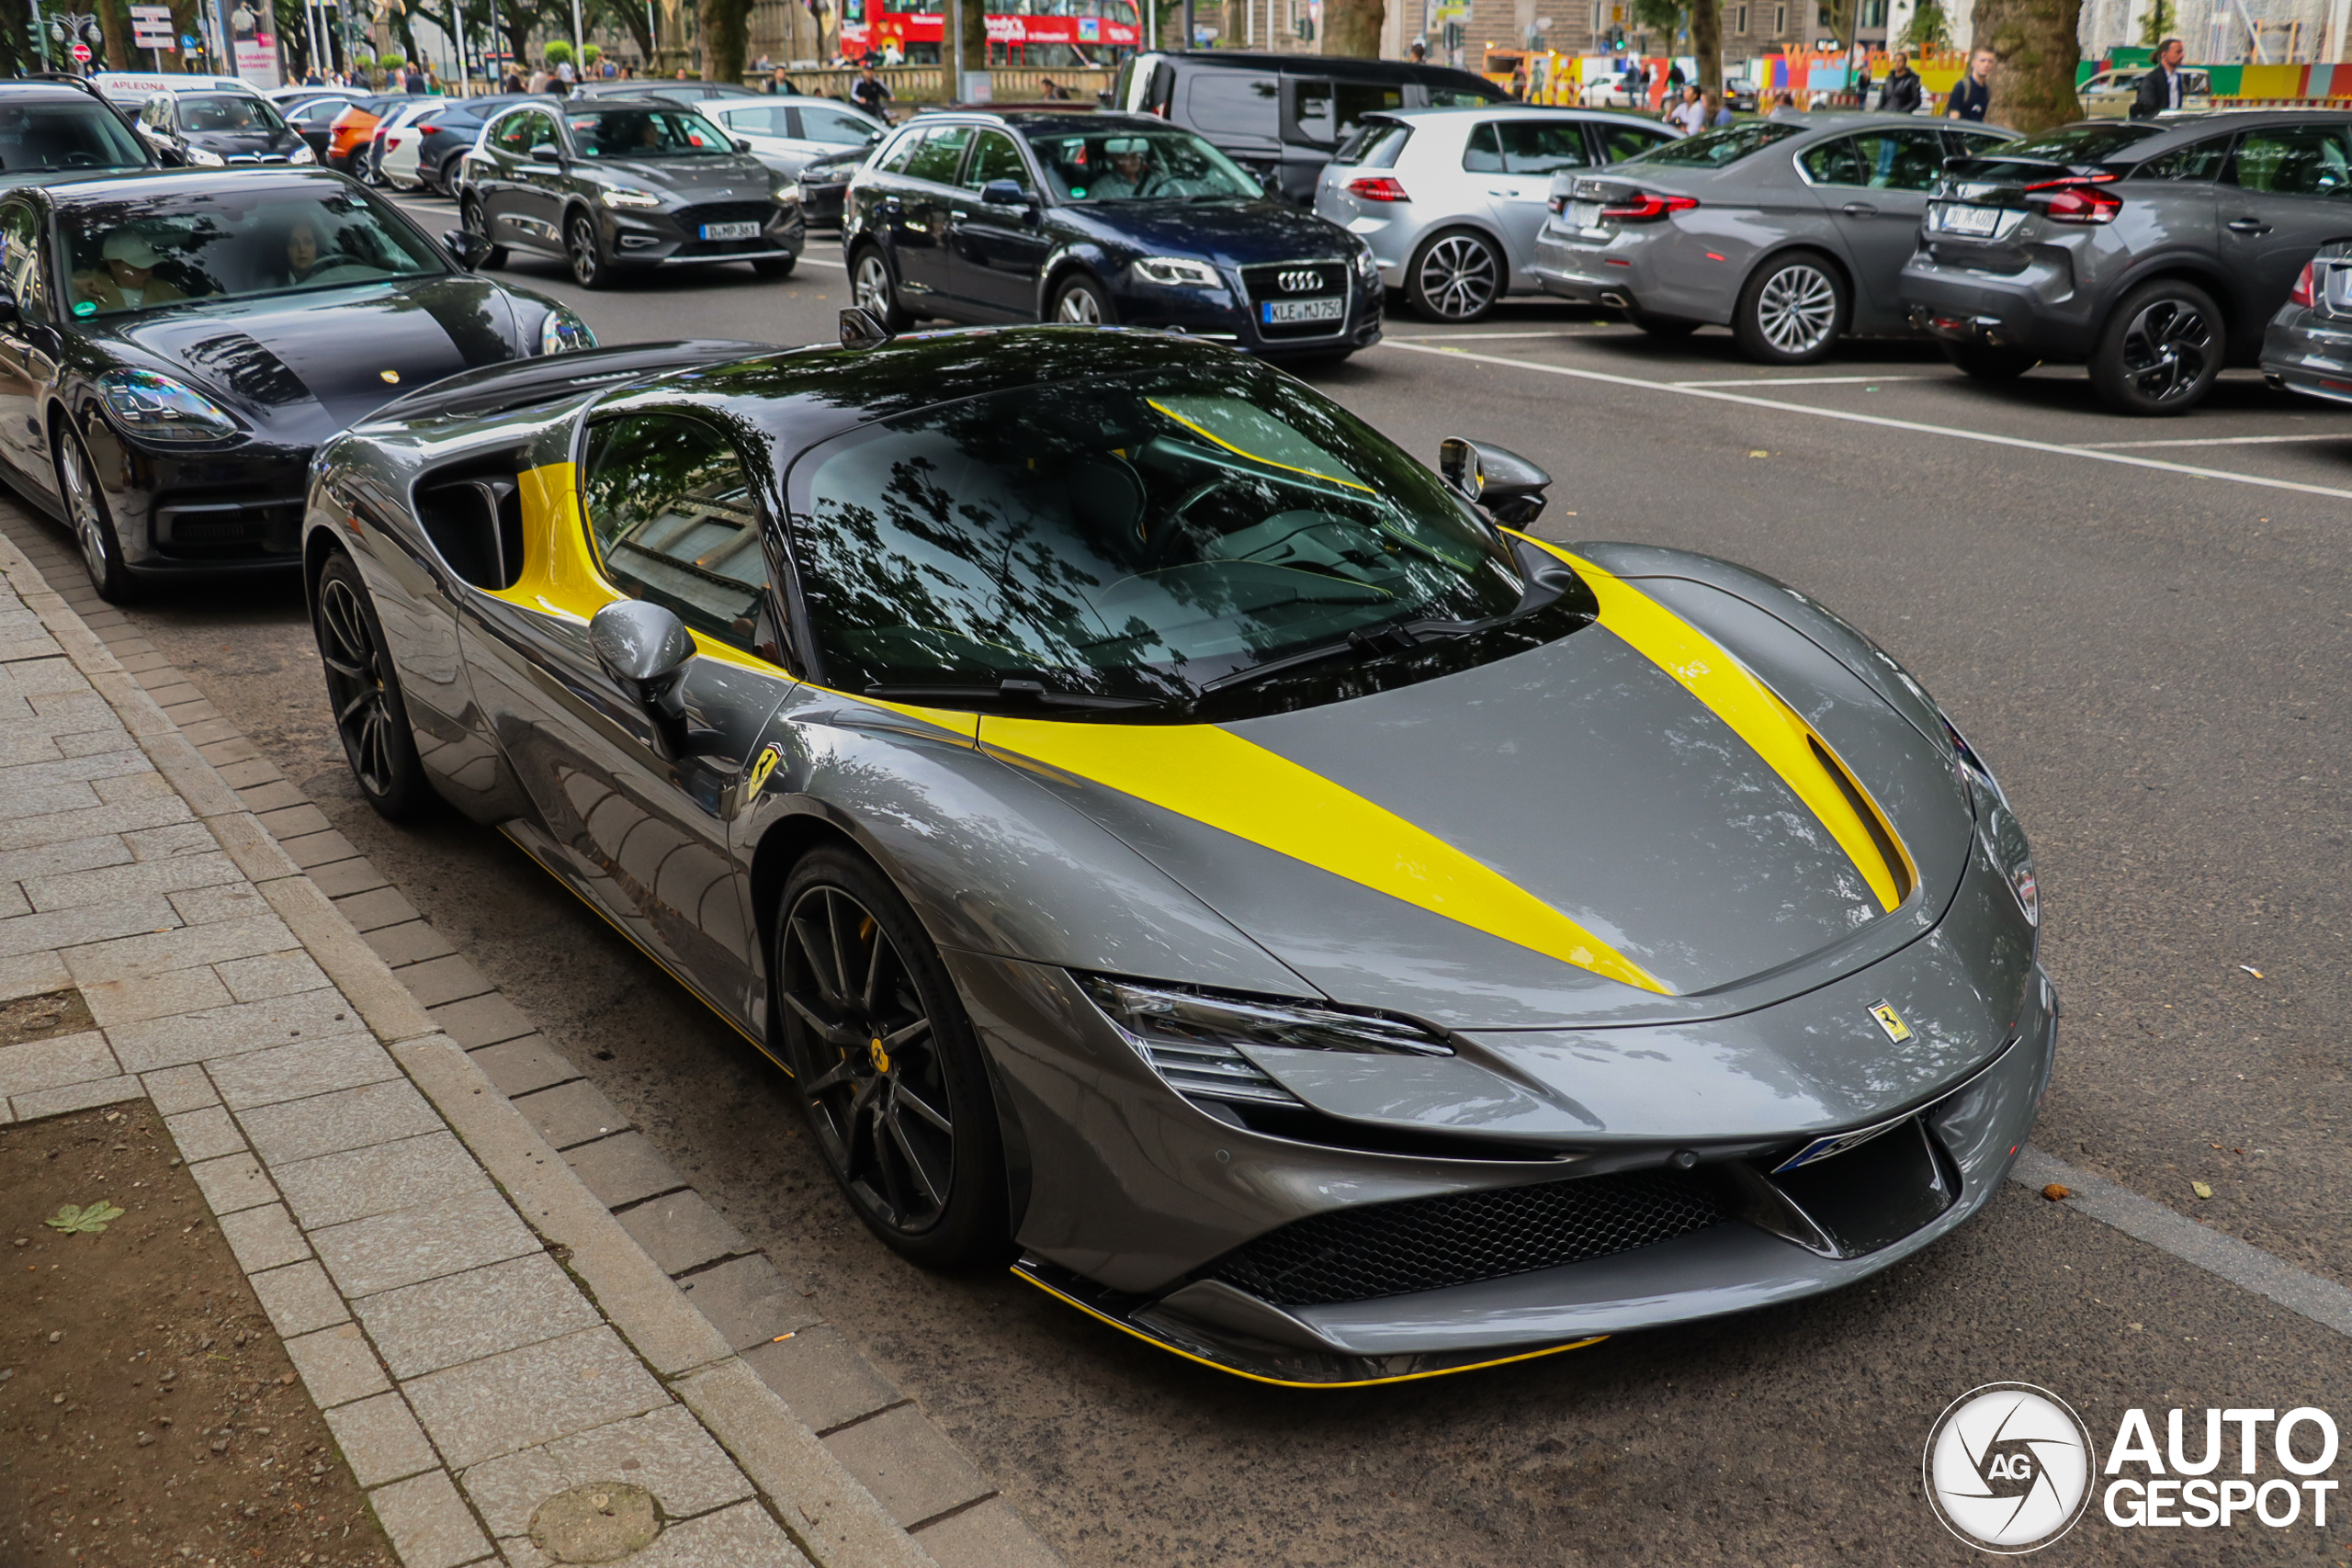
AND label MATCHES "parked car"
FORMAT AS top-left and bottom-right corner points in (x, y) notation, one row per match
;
(364, 98), (445, 183)
(795, 142), (870, 226)
(113, 79), (314, 168)
(1579, 73), (1642, 109)
(282, 92), (363, 163)
(572, 79), (763, 105)
(702, 96), (888, 178)
(325, 94), (438, 174)
(0, 169), (595, 601)
(1532, 113), (2015, 362)
(1109, 50), (1508, 204)
(1904, 111), (2352, 412)
(2077, 65), (2211, 119)
(2260, 239), (2352, 405)
(1316, 106), (1676, 321)
(457, 96), (804, 288)
(845, 110), (1382, 360)
(0, 77), (158, 187)
(379, 96), (507, 193)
